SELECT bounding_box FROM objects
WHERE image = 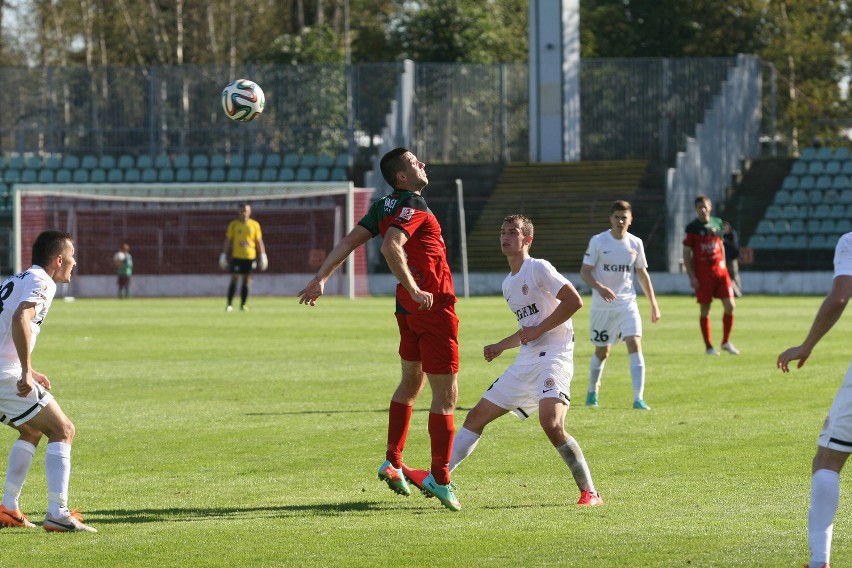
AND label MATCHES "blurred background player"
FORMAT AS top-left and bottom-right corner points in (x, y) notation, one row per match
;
(682, 195), (739, 355)
(778, 231), (852, 568)
(405, 214), (602, 507)
(298, 147), (460, 511)
(0, 230), (96, 532)
(581, 200), (660, 410)
(220, 203), (267, 312)
(113, 242), (133, 299)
